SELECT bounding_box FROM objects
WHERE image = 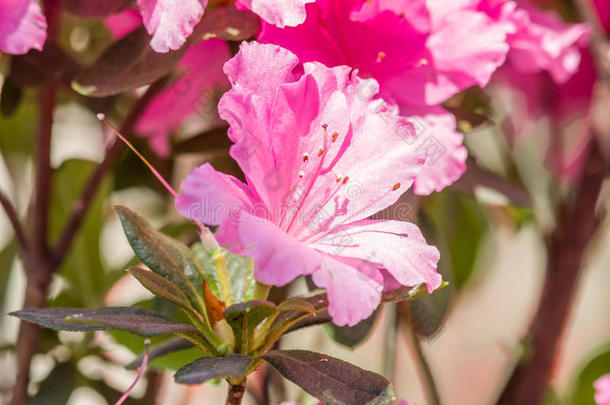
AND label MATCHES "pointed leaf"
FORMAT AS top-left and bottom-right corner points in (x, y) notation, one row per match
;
(192, 6), (260, 42)
(261, 350), (394, 405)
(174, 354), (253, 385)
(223, 300), (277, 353)
(10, 307), (199, 336)
(115, 206), (206, 316)
(128, 267), (194, 312)
(72, 27), (185, 97)
(127, 338), (194, 370)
